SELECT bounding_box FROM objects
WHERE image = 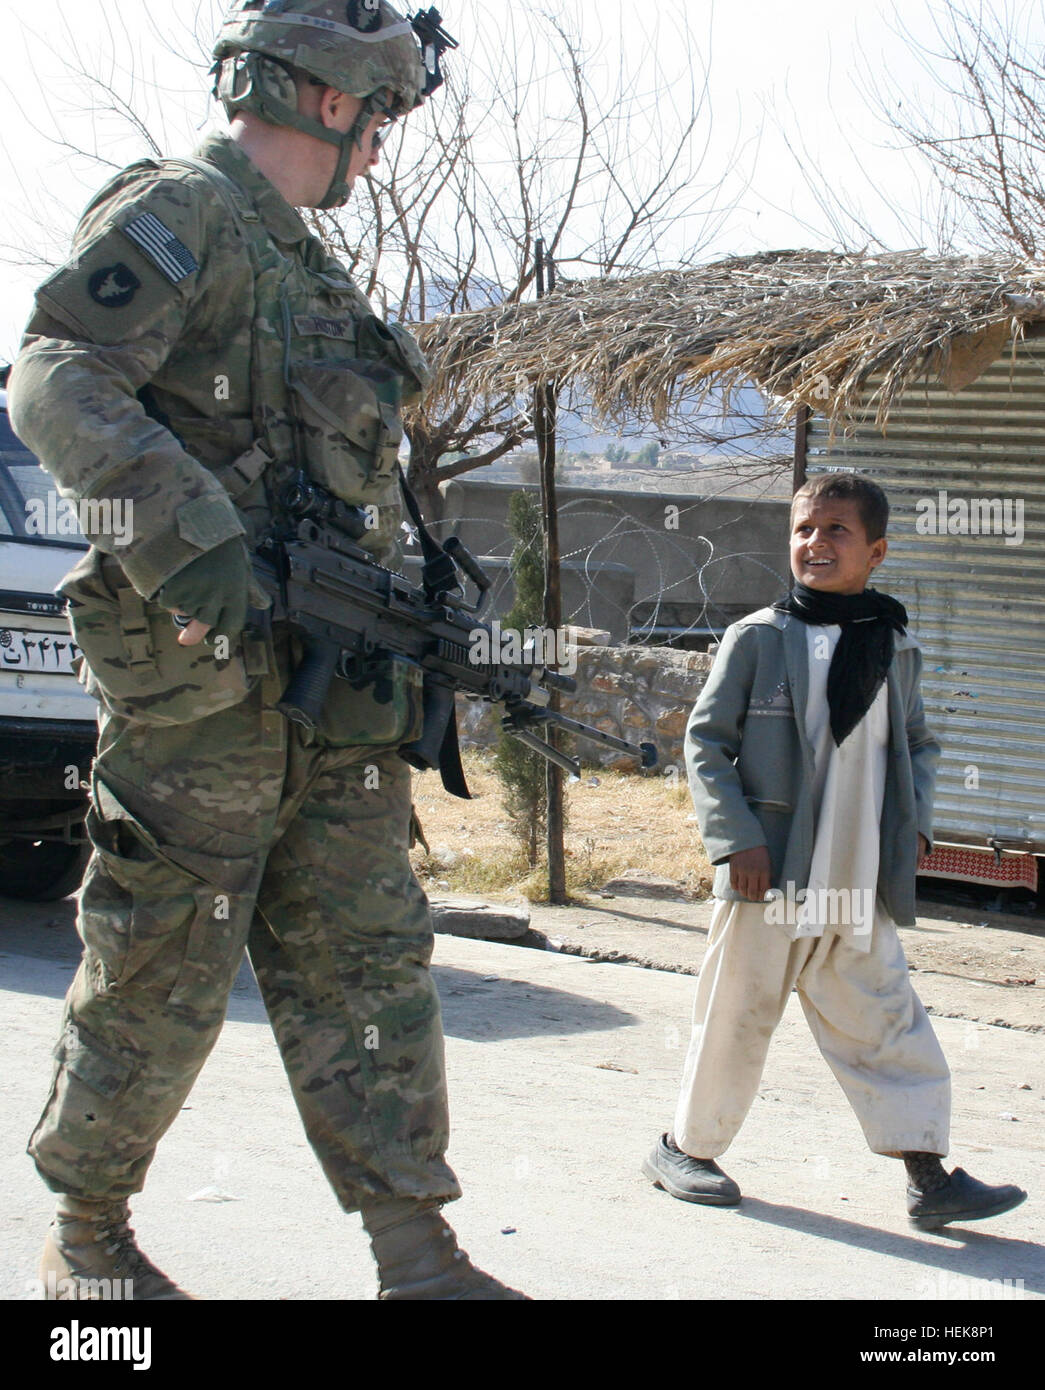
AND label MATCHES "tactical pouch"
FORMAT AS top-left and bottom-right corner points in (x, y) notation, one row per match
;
(315, 651), (425, 749)
(356, 313), (432, 406)
(288, 358), (404, 501)
(59, 549), (265, 726)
